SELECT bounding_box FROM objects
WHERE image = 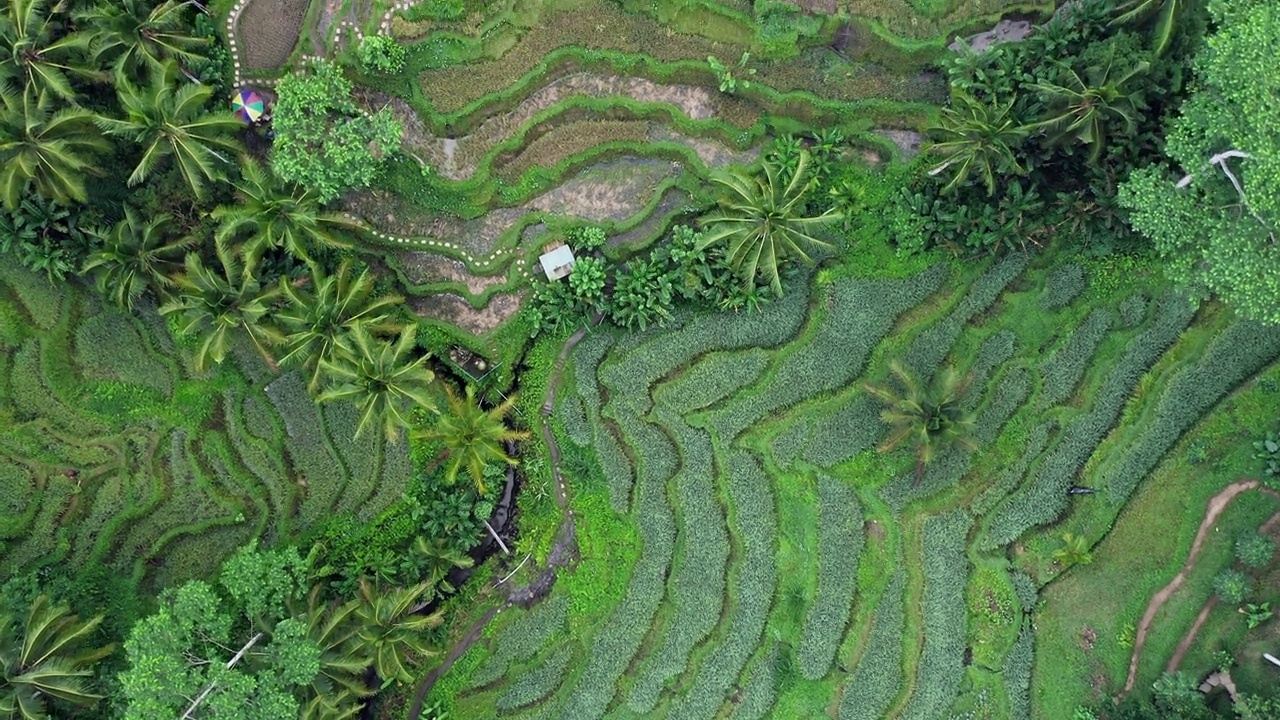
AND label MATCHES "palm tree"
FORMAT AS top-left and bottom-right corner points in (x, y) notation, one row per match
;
(159, 243), (283, 372)
(1052, 533), (1093, 567)
(864, 360), (977, 483)
(96, 63), (241, 198)
(317, 323), (437, 442)
(415, 384), (528, 495)
(295, 588), (373, 720)
(1024, 57), (1150, 162)
(278, 259), (403, 392)
(926, 91), (1028, 196)
(0, 594), (114, 719)
(697, 151), (840, 296)
(351, 580), (443, 685)
(0, 0), (100, 101)
(408, 537), (474, 594)
(75, 0), (207, 83)
(213, 158), (355, 265)
(1110, 0), (1187, 56)
(0, 88), (108, 209)
(83, 206), (194, 309)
